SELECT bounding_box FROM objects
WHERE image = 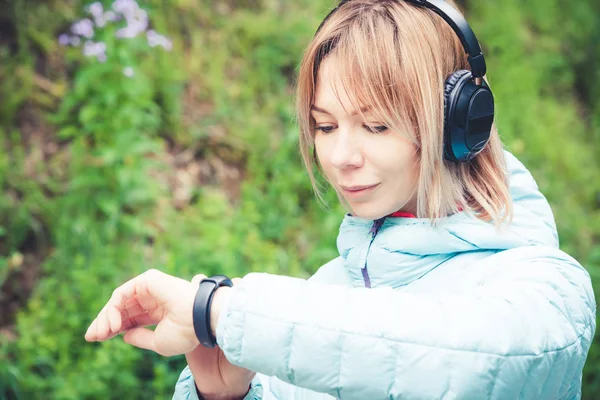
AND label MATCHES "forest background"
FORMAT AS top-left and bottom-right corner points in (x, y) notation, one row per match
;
(0, 0), (599, 398)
